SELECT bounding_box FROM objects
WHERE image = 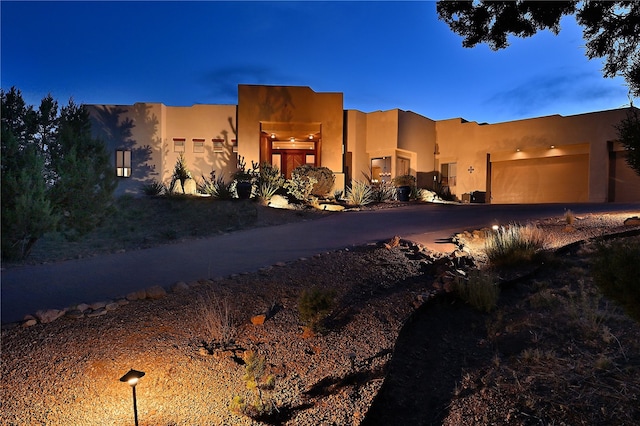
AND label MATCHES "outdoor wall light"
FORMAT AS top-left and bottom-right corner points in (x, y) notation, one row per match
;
(120, 369), (145, 426)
